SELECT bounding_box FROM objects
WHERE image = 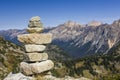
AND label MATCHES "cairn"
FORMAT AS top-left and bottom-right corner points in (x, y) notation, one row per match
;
(17, 16), (54, 75)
